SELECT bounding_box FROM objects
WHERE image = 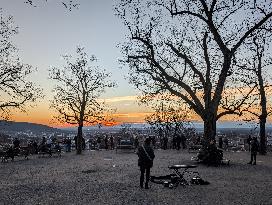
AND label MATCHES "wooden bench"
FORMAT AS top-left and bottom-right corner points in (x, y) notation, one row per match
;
(38, 146), (61, 158)
(116, 140), (134, 153)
